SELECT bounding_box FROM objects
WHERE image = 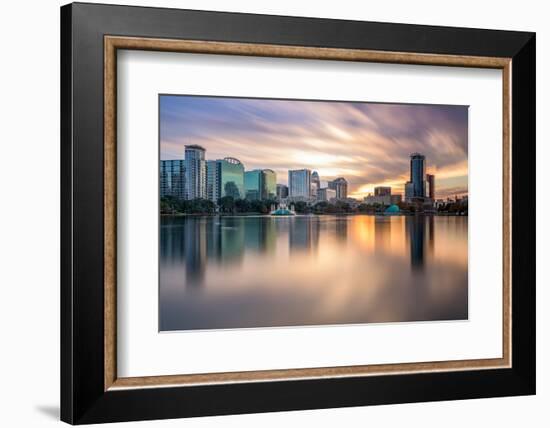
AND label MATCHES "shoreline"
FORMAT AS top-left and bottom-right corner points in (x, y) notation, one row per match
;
(160, 212), (468, 217)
